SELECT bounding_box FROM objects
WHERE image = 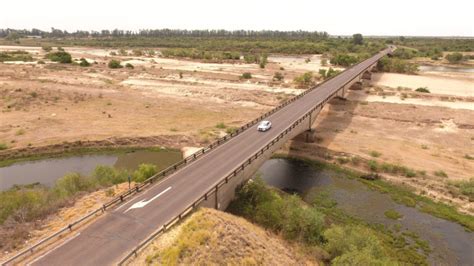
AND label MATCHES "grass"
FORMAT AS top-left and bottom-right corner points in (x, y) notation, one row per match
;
(273, 154), (474, 231)
(0, 143), (7, 150)
(230, 173), (428, 265)
(215, 122), (226, 129)
(0, 163), (158, 226)
(369, 150), (382, 158)
(15, 129), (26, 136)
(434, 170), (448, 178)
(448, 178), (474, 202)
(384, 209), (403, 220)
